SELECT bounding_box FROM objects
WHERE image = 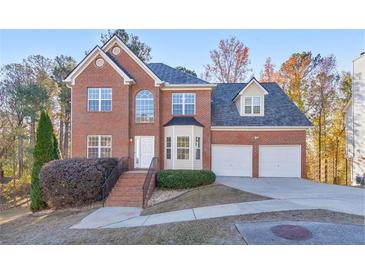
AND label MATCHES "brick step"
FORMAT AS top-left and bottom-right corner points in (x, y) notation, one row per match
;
(105, 170), (149, 207)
